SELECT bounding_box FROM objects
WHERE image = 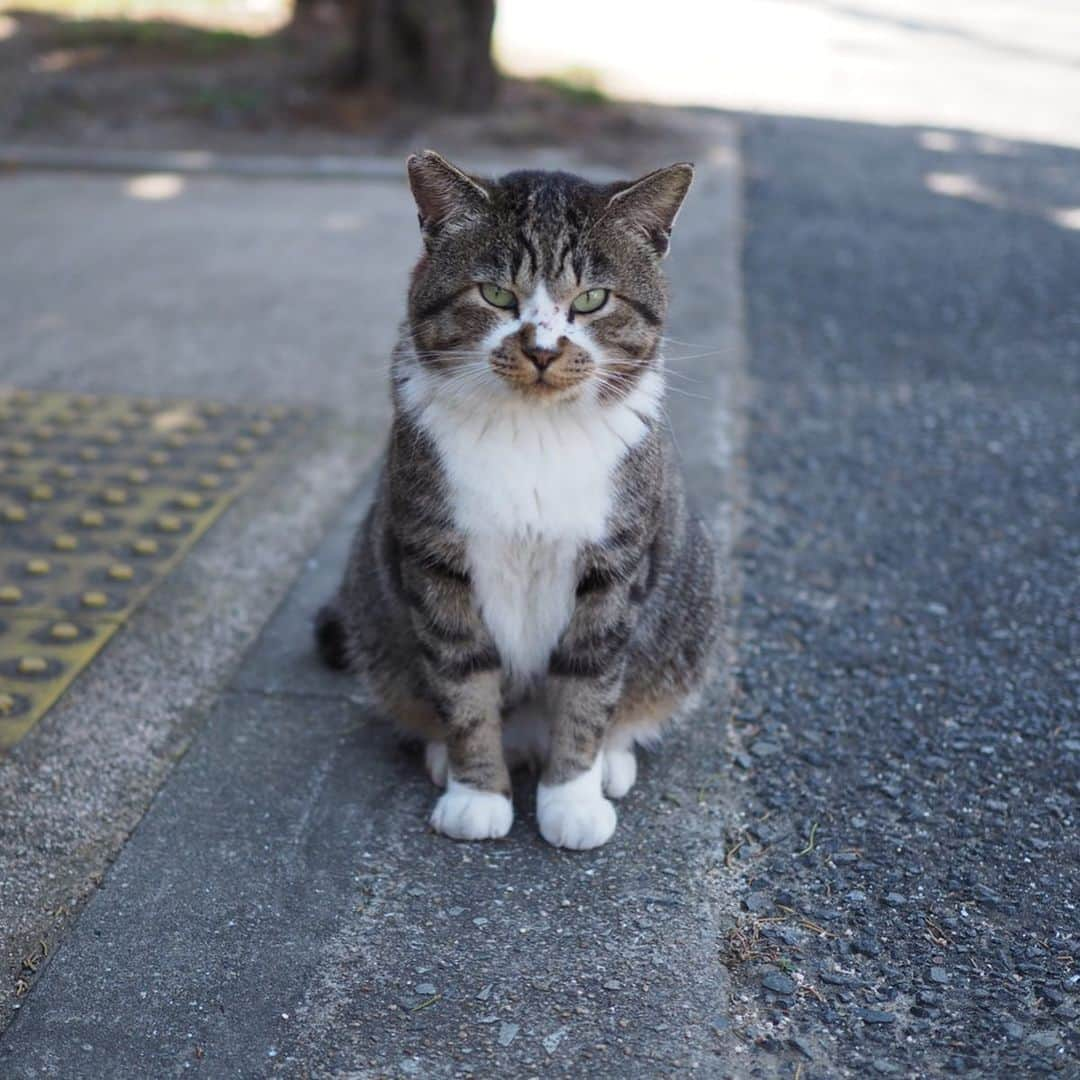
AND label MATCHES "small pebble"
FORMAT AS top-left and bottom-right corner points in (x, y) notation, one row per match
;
(856, 1008), (896, 1024)
(414, 983), (436, 997)
(542, 1028), (567, 1055)
(762, 972), (796, 995)
(497, 1022), (519, 1047)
